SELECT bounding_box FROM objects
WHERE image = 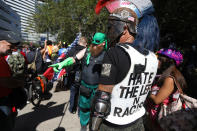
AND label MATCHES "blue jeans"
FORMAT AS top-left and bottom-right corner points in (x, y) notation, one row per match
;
(69, 84), (79, 113)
